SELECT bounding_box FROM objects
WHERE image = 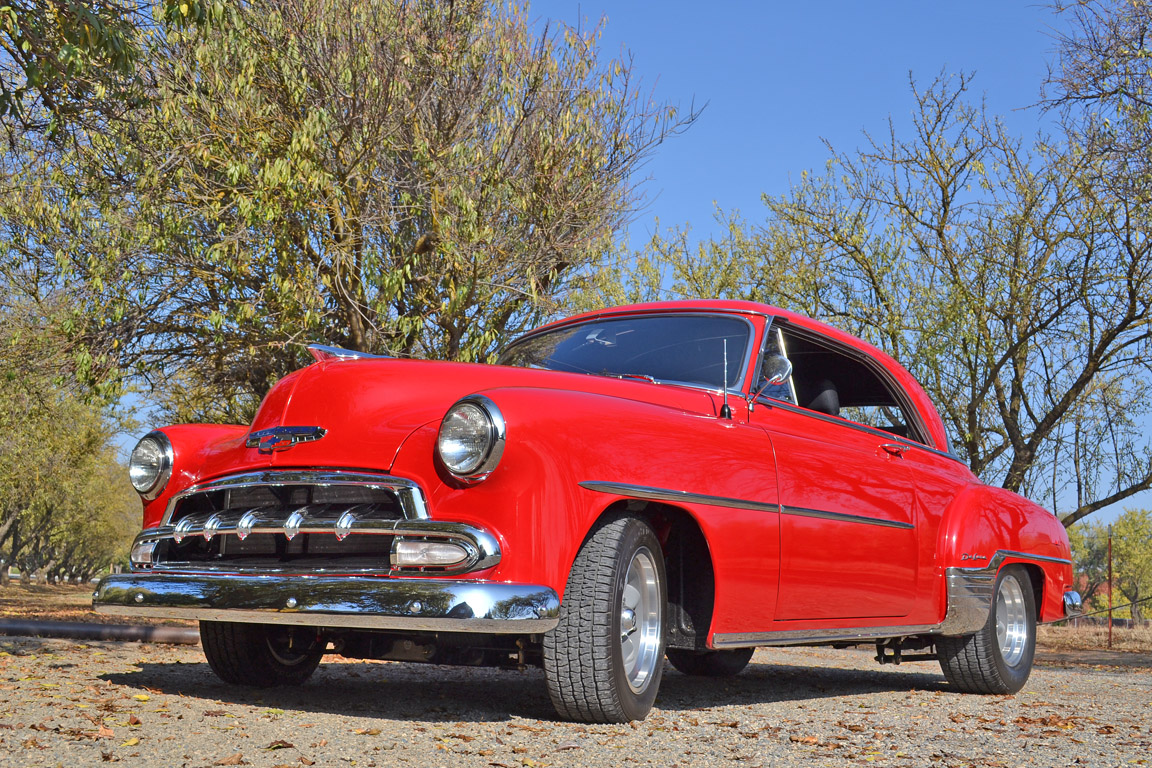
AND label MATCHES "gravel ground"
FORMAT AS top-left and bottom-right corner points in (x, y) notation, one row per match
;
(0, 637), (1148, 768)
